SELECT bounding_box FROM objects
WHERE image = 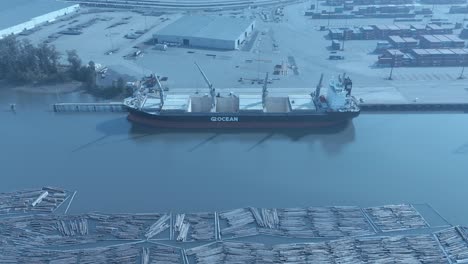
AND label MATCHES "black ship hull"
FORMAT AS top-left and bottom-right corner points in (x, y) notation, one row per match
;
(127, 108), (360, 129)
